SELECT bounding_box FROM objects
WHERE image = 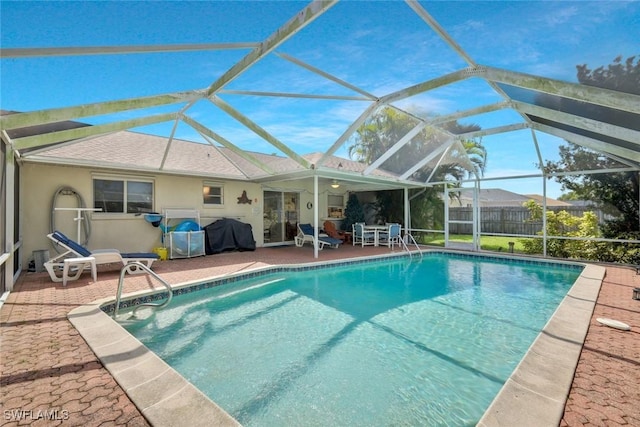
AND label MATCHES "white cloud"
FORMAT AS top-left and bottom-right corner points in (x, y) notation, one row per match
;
(539, 5), (579, 27)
